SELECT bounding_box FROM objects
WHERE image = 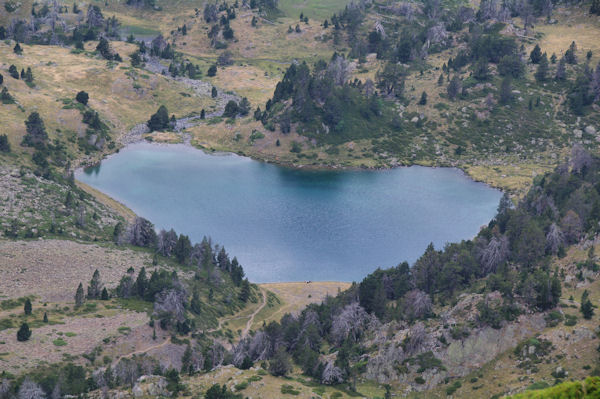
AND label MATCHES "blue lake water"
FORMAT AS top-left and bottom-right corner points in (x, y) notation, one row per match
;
(76, 142), (502, 283)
